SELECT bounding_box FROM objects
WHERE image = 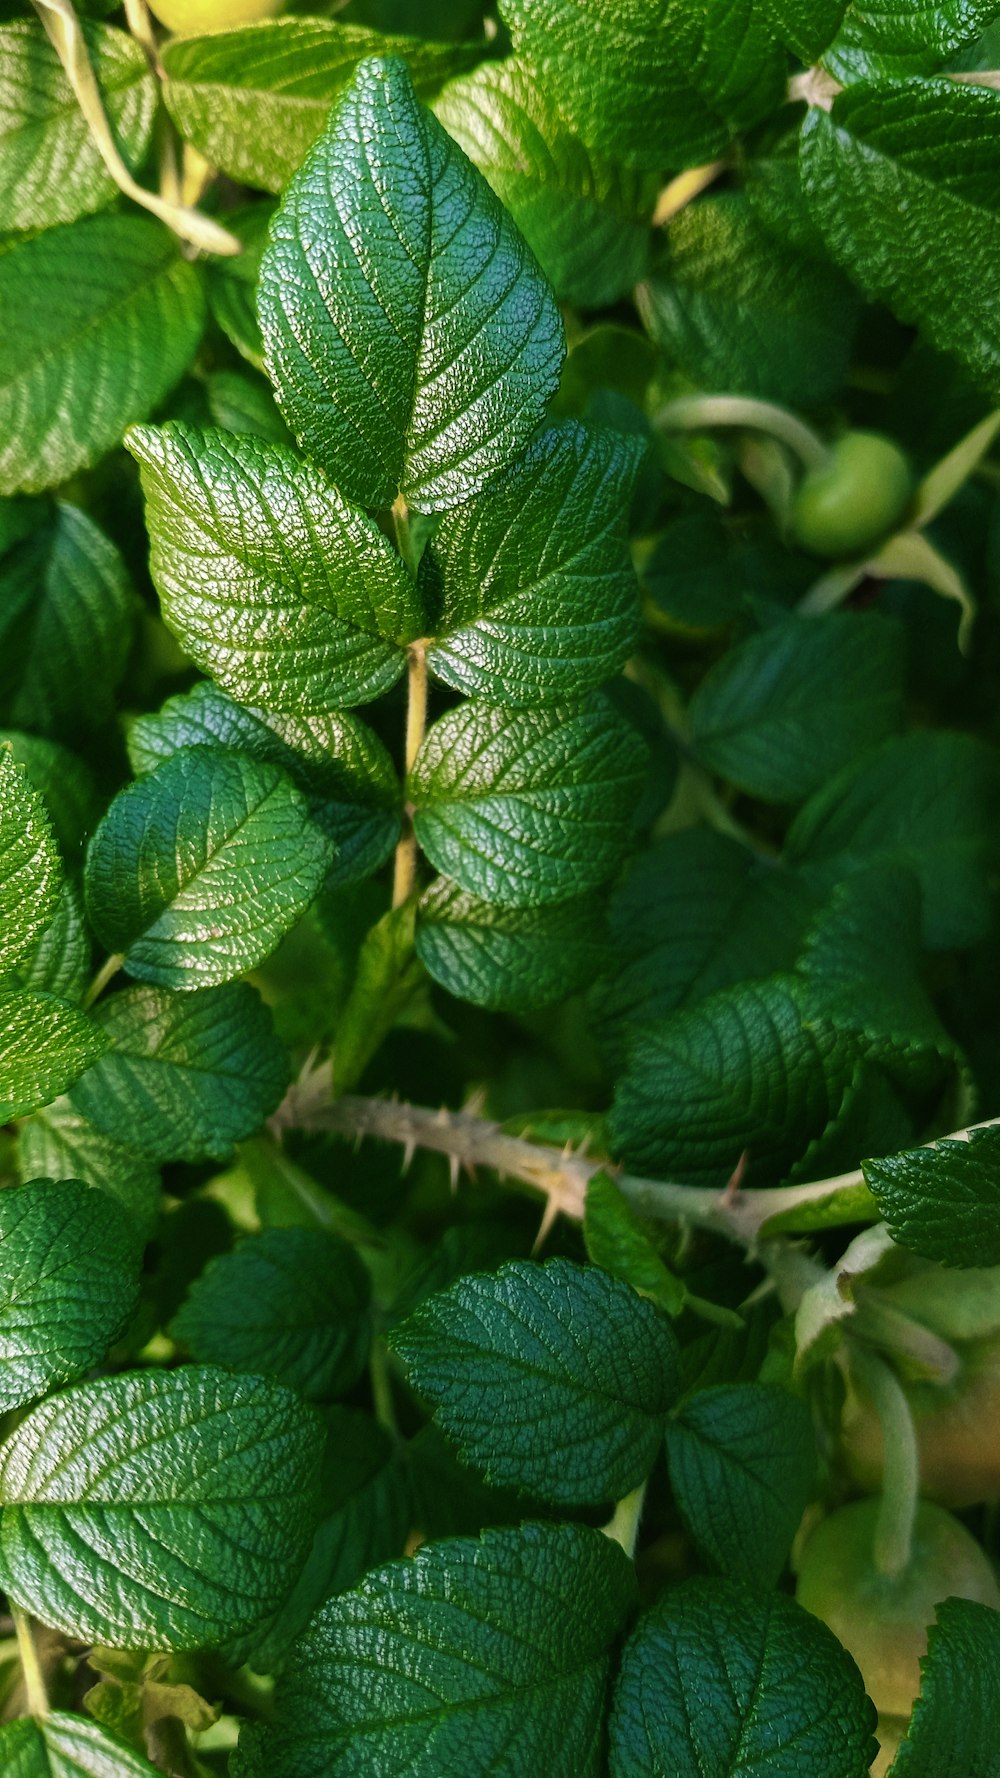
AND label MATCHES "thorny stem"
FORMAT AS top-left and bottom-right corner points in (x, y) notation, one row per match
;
(83, 951), (124, 1010)
(848, 1344), (920, 1579)
(13, 1604), (48, 1718)
(653, 395), (830, 474)
(602, 1480), (648, 1559)
(391, 640), (429, 909)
